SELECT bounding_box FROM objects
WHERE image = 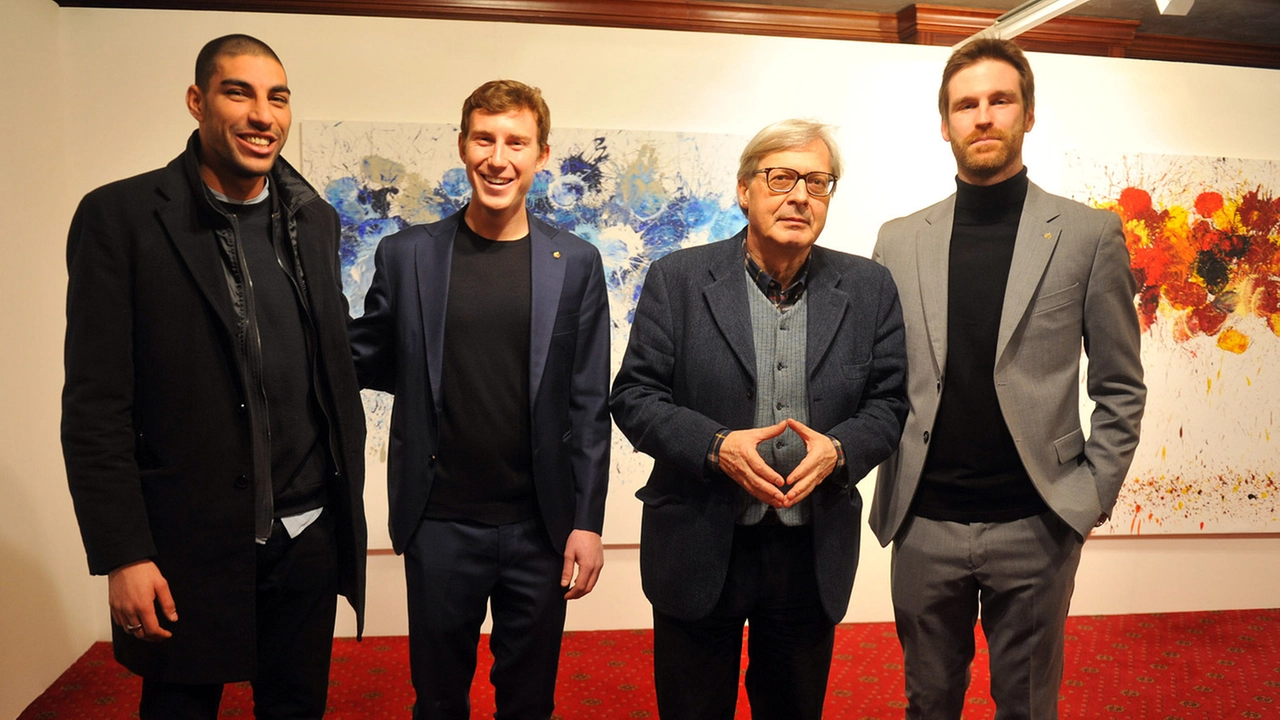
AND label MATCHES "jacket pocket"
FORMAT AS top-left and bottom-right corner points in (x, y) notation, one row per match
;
(552, 311), (579, 335)
(1054, 428), (1085, 464)
(1032, 282), (1082, 315)
(841, 362), (870, 381)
